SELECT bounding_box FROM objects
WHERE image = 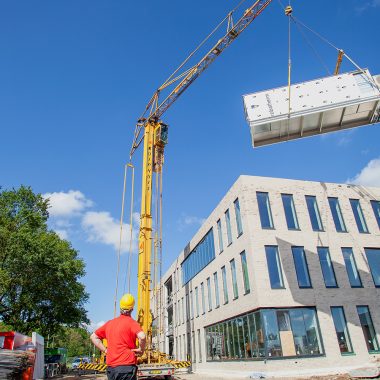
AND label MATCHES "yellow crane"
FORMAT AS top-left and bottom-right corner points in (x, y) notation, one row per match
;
(130, 0), (275, 375)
